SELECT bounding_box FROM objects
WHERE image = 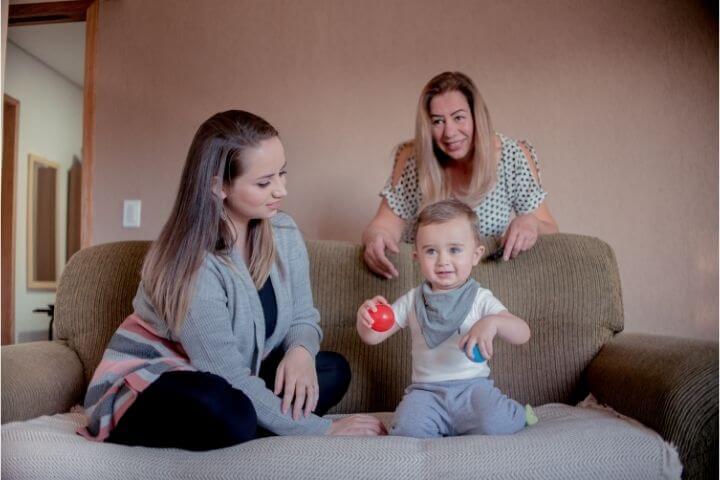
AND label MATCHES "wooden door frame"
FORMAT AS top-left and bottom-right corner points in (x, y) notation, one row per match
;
(9, 0), (97, 248)
(2, 95), (19, 345)
(81, 0), (97, 248)
(4, 1), (98, 343)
